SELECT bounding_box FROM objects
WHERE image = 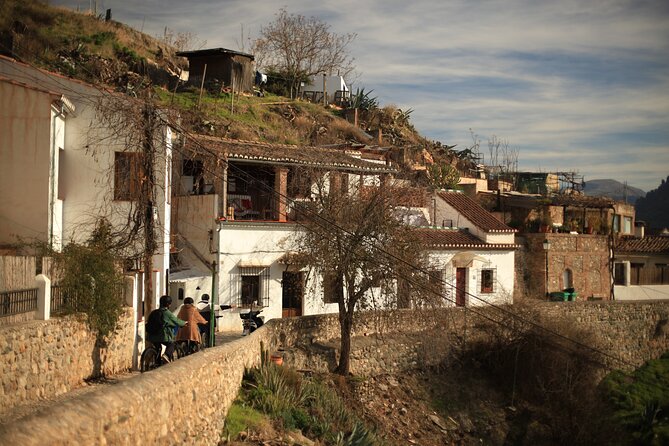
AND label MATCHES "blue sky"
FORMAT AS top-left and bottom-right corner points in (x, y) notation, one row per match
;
(54, 0), (669, 191)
